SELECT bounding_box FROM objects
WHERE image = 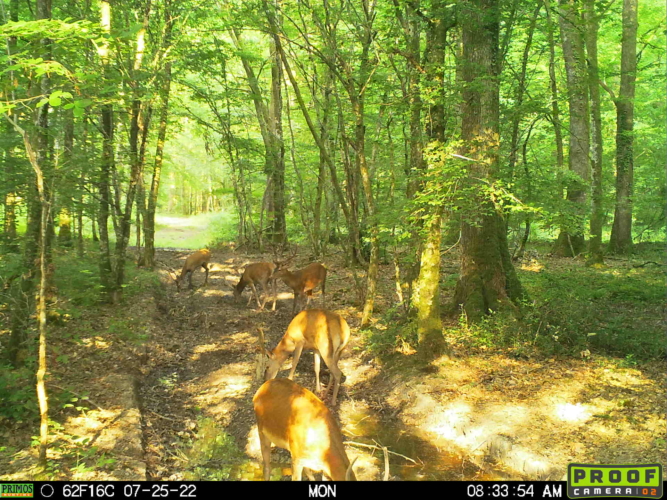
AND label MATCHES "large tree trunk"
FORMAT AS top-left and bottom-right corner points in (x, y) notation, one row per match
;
(608, 0), (637, 254)
(453, 0), (524, 321)
(554, 0), (590, 257)
(584, 0), (604, 264)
